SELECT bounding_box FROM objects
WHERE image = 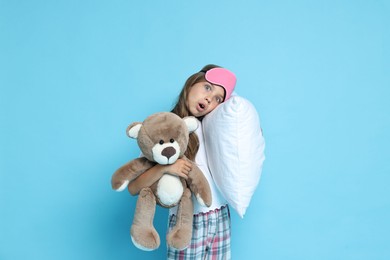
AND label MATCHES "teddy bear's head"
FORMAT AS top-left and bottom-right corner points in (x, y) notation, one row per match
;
(126, 112), (198, 165)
